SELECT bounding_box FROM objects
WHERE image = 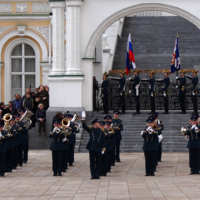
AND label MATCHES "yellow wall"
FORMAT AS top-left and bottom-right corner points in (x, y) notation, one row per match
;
(1, 35), (44, 102)
(0, 1), (49, 14)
